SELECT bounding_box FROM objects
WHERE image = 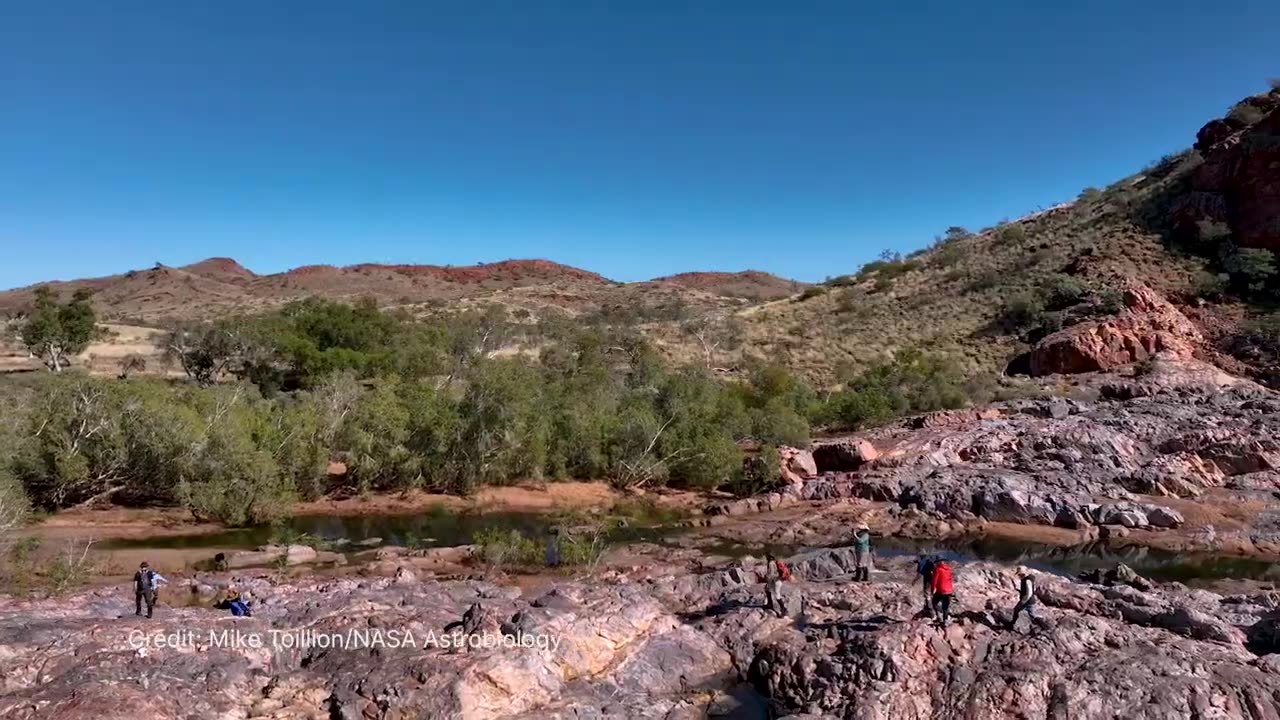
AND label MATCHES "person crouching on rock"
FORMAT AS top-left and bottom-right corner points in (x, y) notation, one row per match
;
(916, 554), (938, 617)
(930, 558), (955, 628)
(764, 554), (791, 617)
(853, 523), (872, 582)
(133, 561), (169, 619)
